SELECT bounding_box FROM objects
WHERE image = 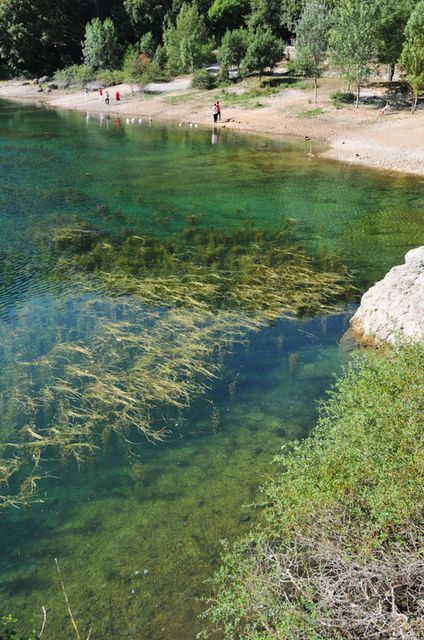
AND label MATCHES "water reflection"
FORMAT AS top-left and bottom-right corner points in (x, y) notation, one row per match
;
(211, 127), (221, 145)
